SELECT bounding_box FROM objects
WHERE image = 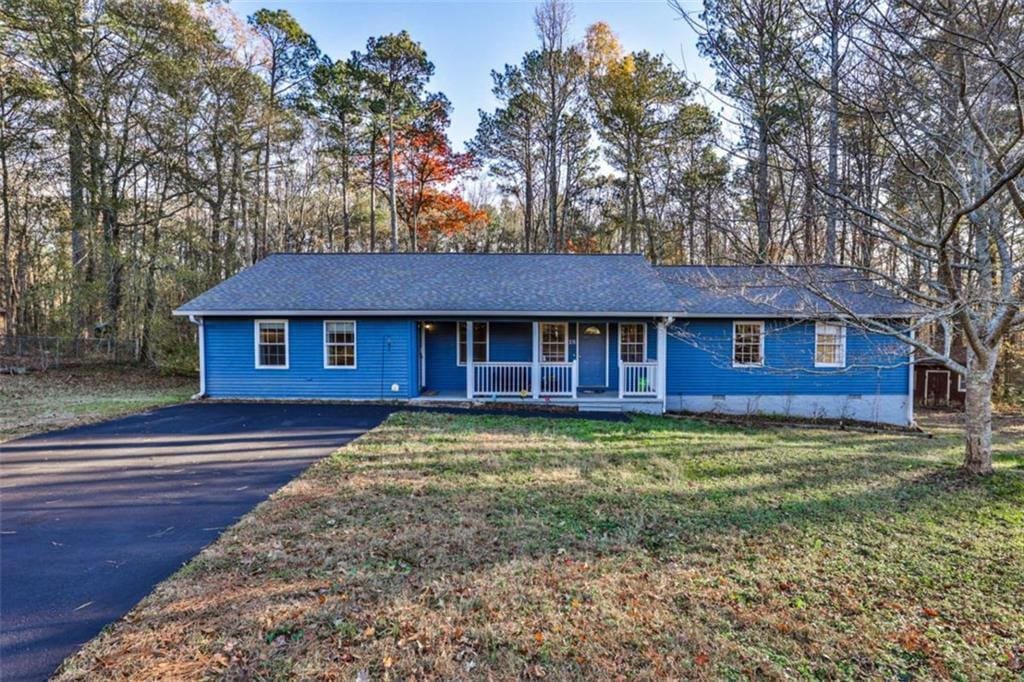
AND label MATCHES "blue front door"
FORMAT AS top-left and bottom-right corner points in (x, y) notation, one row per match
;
(577, 323), (607, 388)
